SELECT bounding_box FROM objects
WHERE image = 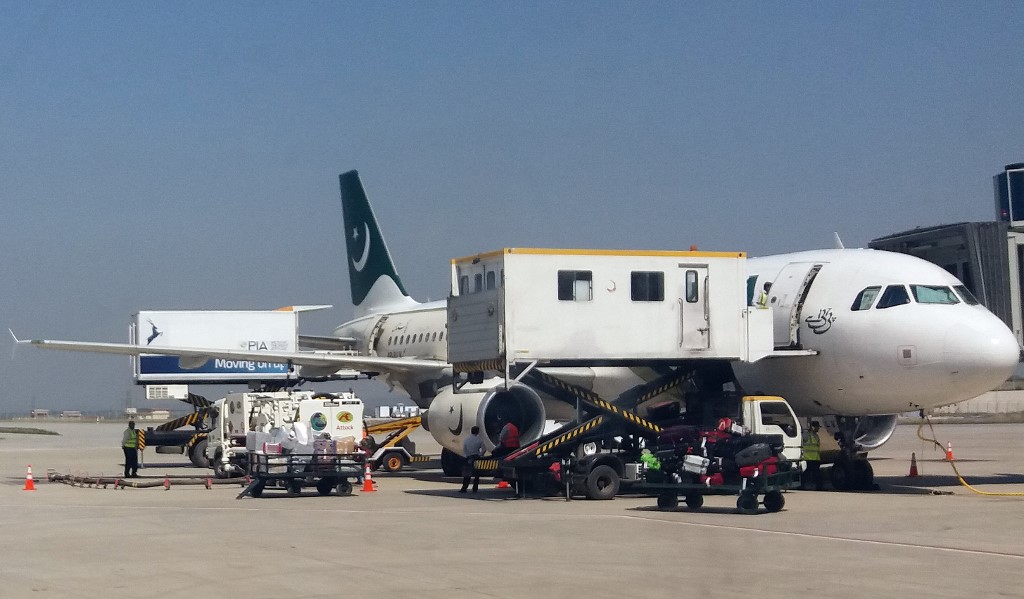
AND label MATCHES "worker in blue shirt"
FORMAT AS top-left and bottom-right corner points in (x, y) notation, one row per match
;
(459, 426), (486, 494)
